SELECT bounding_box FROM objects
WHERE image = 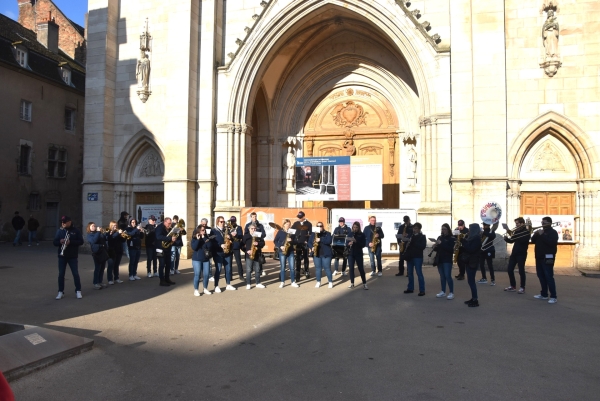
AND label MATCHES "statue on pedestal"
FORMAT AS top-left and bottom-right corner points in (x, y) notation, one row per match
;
(282, 146), (296, 190)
